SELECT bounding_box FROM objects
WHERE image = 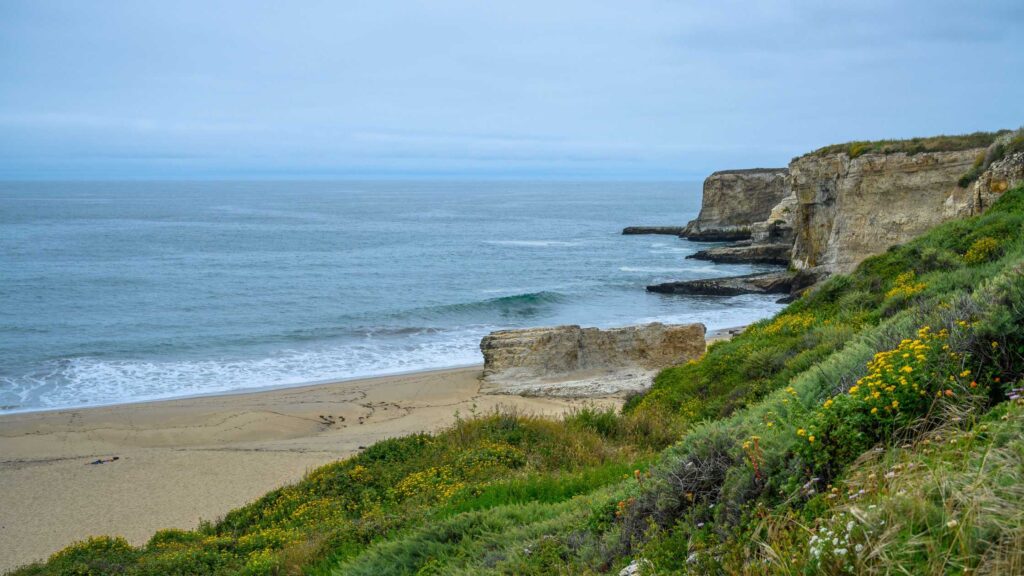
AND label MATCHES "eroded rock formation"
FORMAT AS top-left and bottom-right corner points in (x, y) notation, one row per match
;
(682, 168), (789, 241)
(480, 323), (705, 397)
(647, 271), (794, 296)
(788, 149), (987, 275)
